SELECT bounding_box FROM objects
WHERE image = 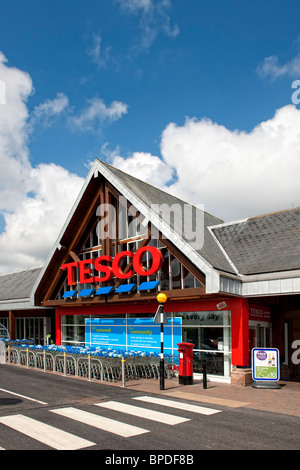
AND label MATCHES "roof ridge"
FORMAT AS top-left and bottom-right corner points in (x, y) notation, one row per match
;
(249, 205), (300, 221)
(97, 158), (224, 223)
(0, 266), (42, 278)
